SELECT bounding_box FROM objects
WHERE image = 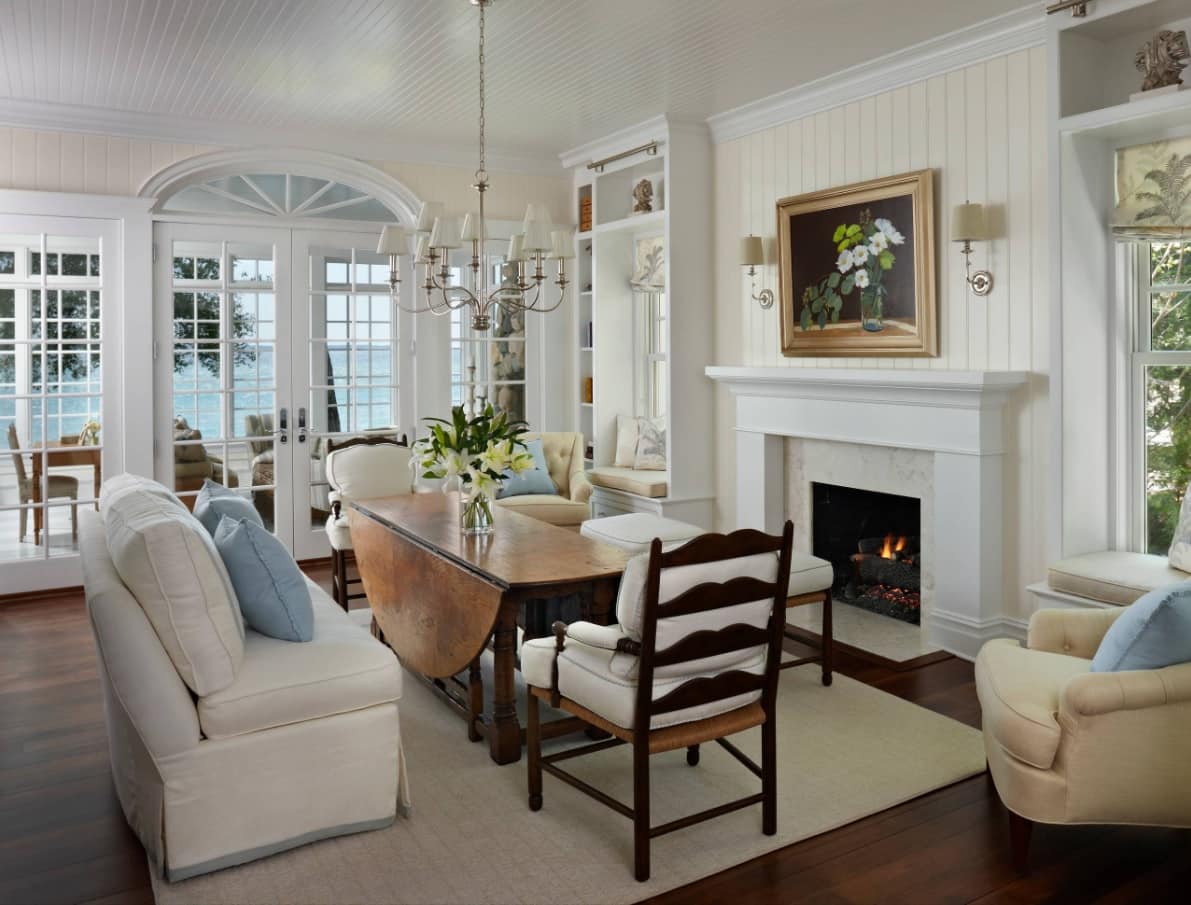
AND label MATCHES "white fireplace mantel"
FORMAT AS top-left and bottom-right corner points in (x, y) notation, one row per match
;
(707, 365), (1030, 659)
